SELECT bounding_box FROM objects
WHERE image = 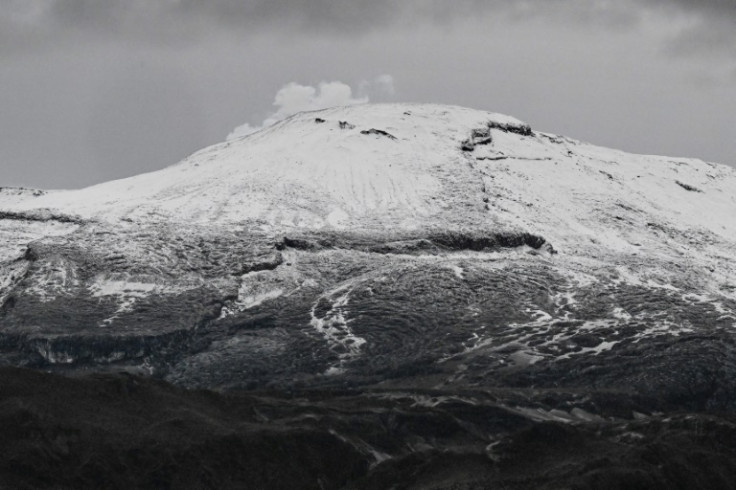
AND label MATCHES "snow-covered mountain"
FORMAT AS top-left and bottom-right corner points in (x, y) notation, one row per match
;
(2, 100), (735, 382)
(10, 104), (736, 239)
(2, 104), (736, 489)
(7, 104), (735, 273)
